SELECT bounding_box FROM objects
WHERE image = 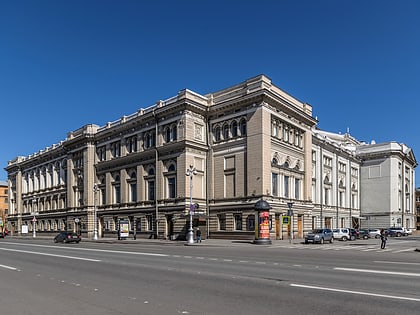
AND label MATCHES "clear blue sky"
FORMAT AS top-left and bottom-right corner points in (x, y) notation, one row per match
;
(1, 0), (419, 185)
